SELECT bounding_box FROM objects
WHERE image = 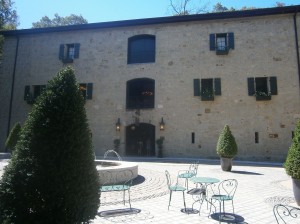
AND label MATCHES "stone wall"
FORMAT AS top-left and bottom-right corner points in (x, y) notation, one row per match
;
(0, 13), (300, 161)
